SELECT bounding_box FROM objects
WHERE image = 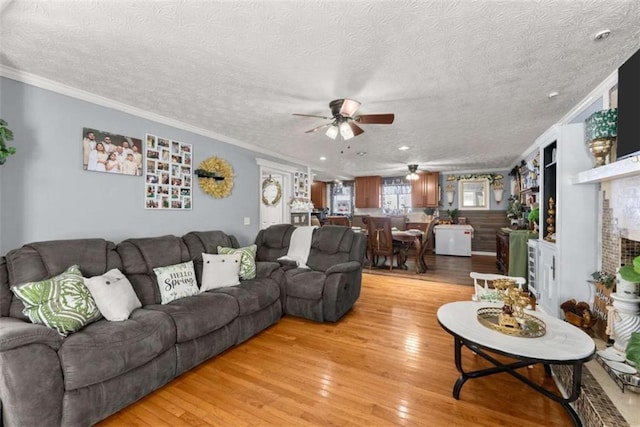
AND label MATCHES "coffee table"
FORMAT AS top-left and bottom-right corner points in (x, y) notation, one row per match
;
(437, 301), (595, 426)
